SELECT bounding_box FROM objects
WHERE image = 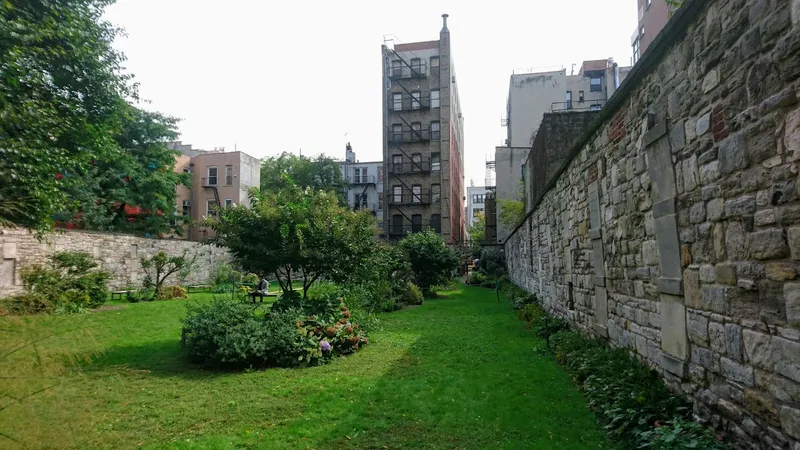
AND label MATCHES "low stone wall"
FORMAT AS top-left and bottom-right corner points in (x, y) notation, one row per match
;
(0, 228), (230, 295)
(505, 0), (800, 447)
